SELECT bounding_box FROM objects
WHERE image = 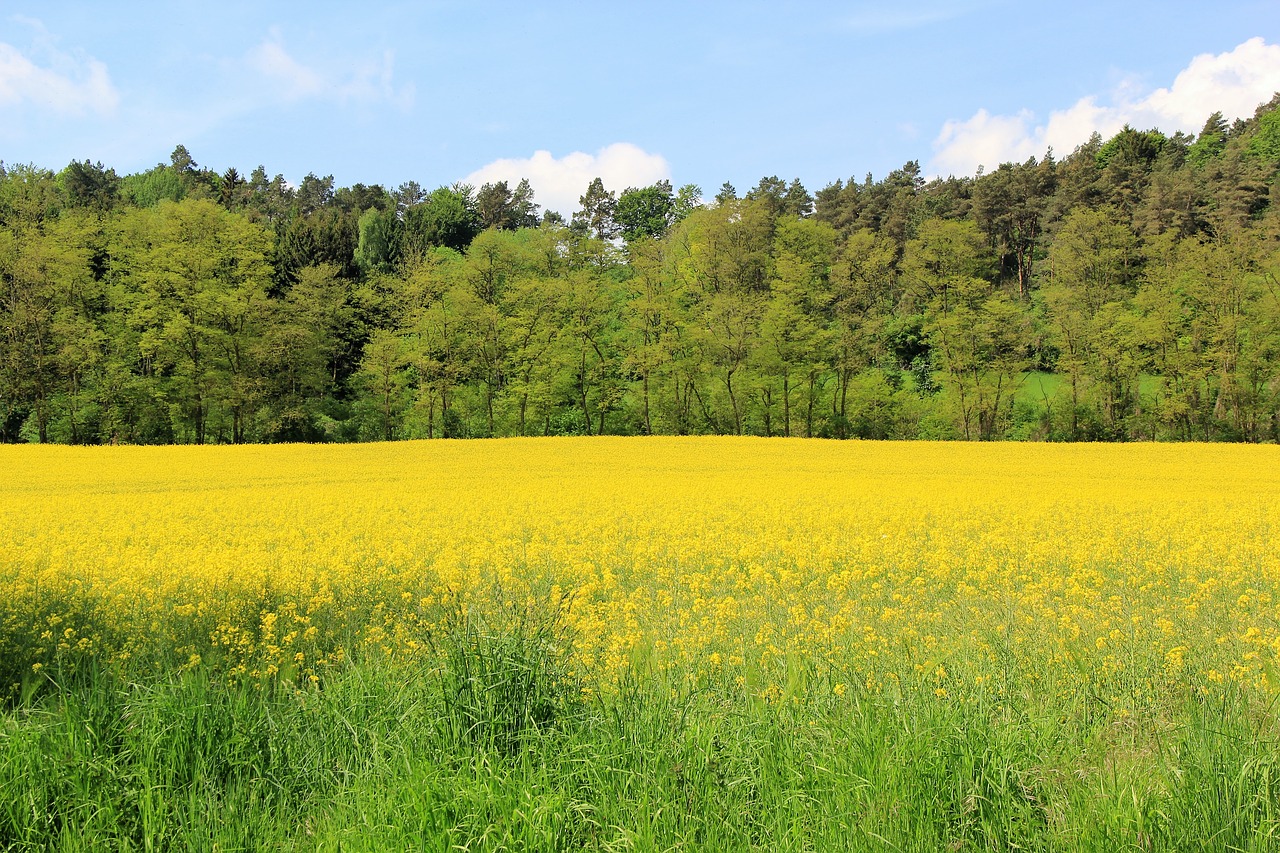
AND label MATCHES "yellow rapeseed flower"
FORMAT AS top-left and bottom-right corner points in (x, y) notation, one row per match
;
(0, 438), (1276, 707)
